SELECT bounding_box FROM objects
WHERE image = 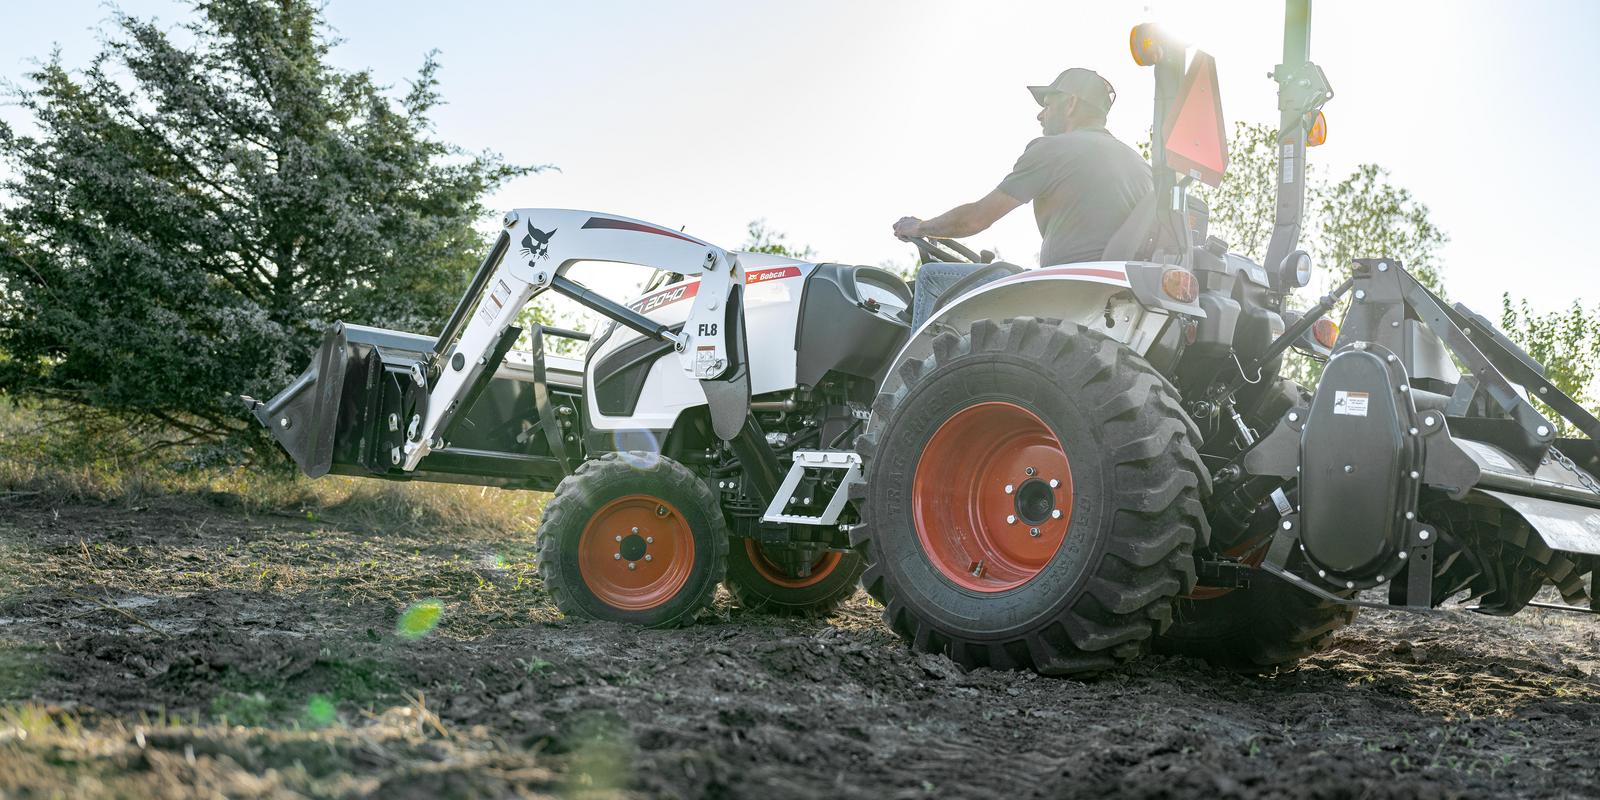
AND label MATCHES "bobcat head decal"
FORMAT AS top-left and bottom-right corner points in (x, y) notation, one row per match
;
(520, 225), (556, 263)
